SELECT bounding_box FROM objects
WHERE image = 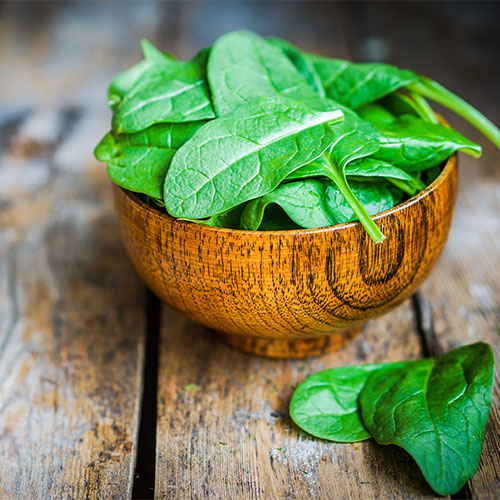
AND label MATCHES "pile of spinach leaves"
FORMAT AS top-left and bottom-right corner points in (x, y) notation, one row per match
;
(290, 342), (495, 495)
(95, 32), (500, 242)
